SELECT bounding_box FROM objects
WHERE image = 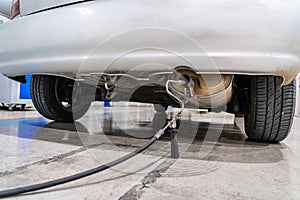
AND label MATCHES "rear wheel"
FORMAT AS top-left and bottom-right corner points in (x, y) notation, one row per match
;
(244, 76), (296, 142)
(30, 75), (91, 122)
